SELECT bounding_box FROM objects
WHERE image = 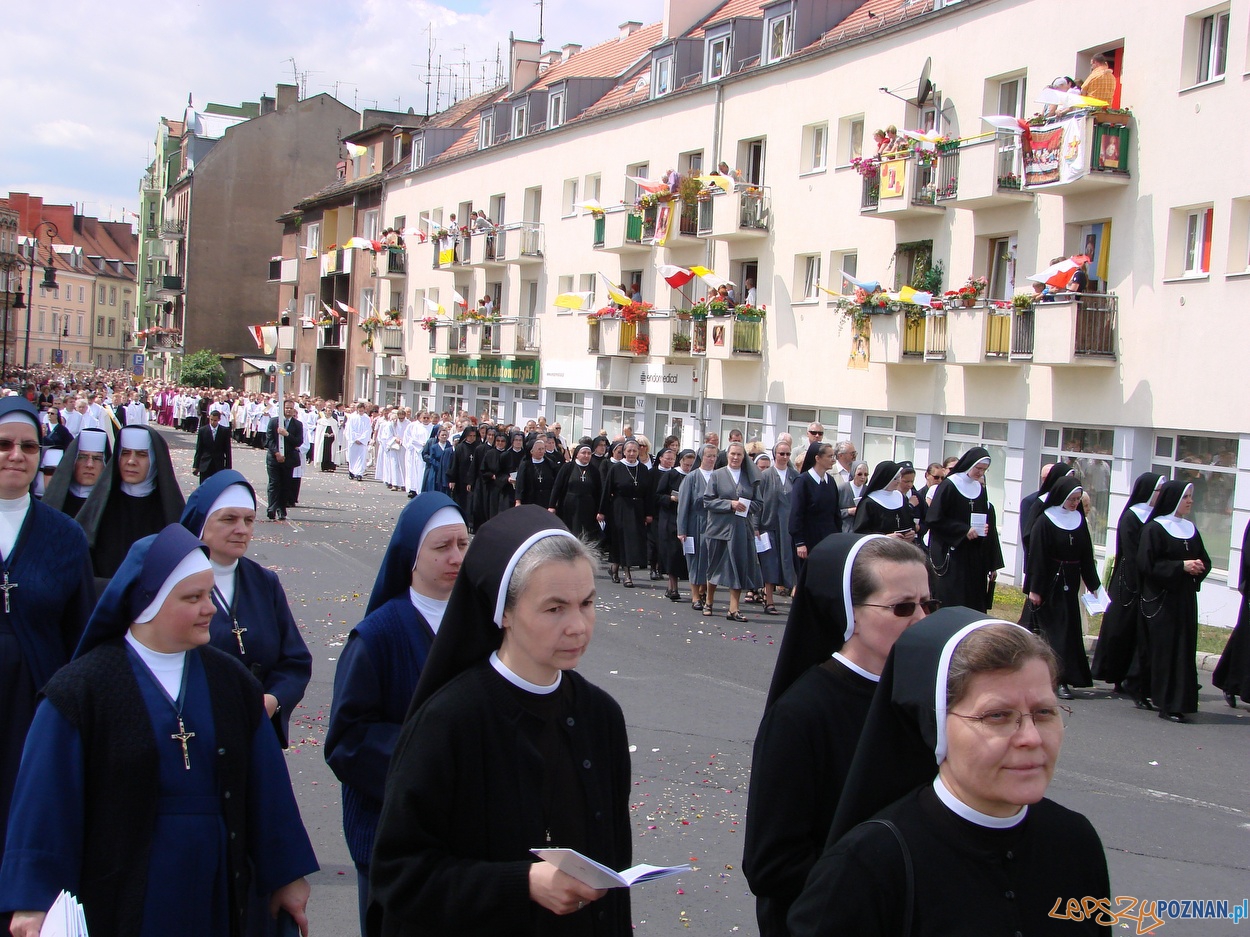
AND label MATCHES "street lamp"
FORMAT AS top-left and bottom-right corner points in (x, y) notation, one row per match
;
(0, 252), (26, 383)
(23, 221), (59, 371)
